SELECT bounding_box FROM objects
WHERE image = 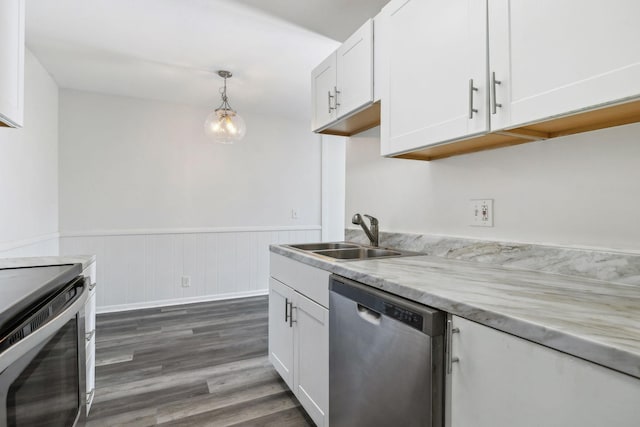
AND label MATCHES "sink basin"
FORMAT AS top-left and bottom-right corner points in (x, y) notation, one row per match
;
(288, 242), (359, 251)
(314, 248), (403, 260)
(285, 241), (420, 261)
